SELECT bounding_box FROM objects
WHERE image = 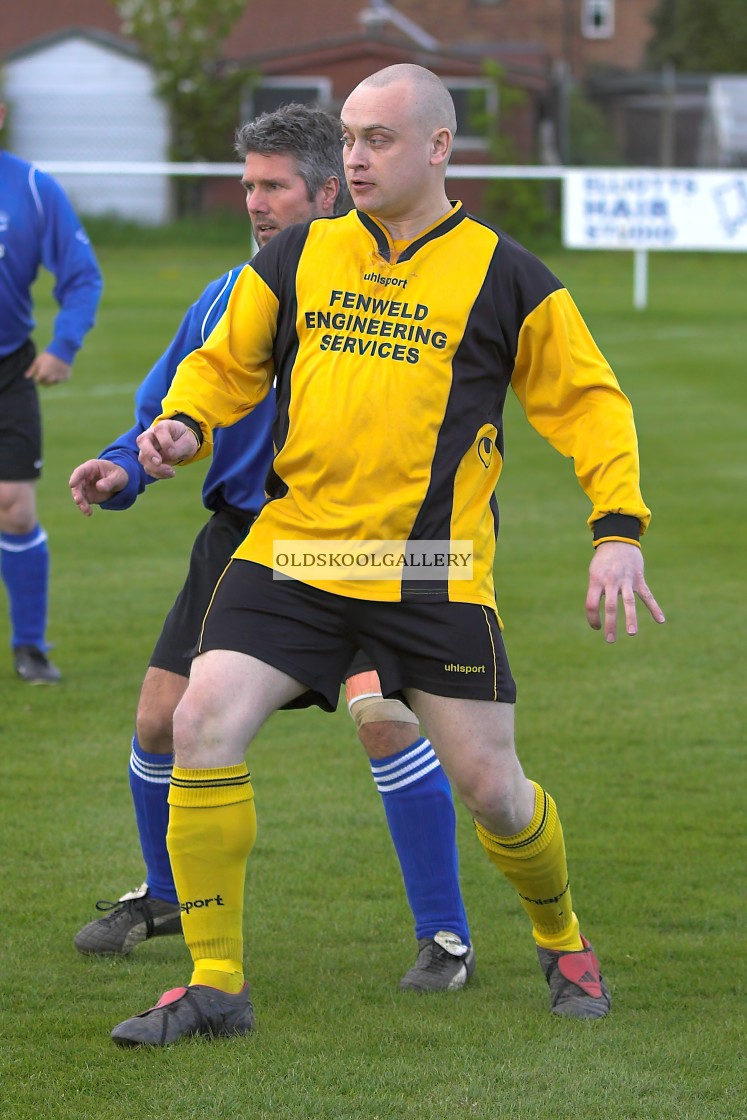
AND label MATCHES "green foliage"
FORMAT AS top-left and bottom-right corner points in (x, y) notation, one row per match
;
(568, 86), (621, 166)
(647, 0), (747, 71)
(111, 0), (253, 212)
(0, 73), (12, 148)
(82, 210), (249, 248)
(472, 63), (619, 246)
(476, 62), (560, 248)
